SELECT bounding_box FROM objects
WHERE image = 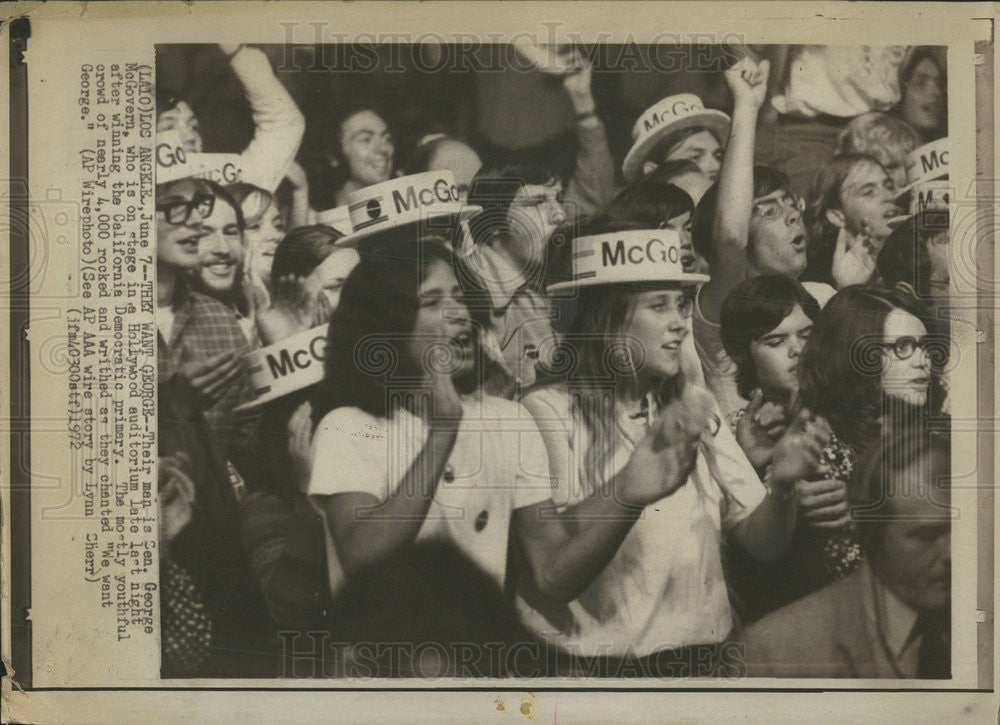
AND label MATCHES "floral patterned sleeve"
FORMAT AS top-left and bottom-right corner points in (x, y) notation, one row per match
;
(818, 432), (864, 581)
